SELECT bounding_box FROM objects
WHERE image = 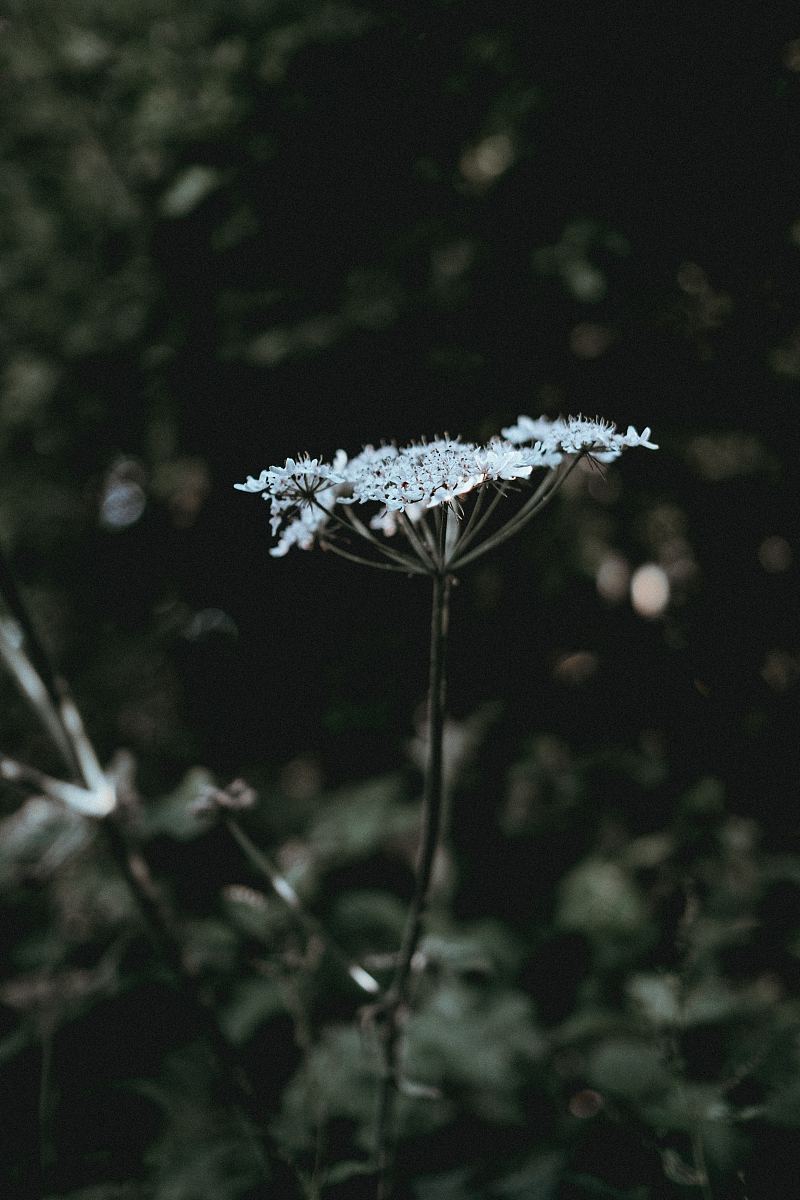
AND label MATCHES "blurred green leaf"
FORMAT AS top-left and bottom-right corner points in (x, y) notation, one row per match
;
(220, 976), (285, 1044)
(139, 768), (215, 840)
(586, 1037), (672, 1101)
(557, 859), (648, 937)
(307, 775), (415, 862)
